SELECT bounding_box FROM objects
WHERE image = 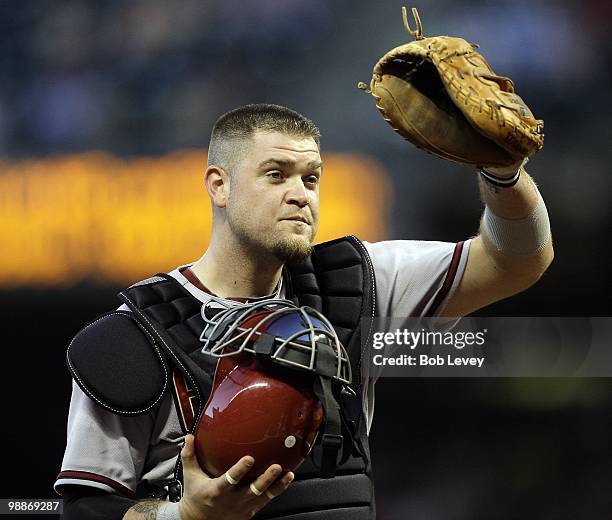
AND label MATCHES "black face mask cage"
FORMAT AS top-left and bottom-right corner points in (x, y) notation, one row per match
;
(199, 298), (352, 387)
